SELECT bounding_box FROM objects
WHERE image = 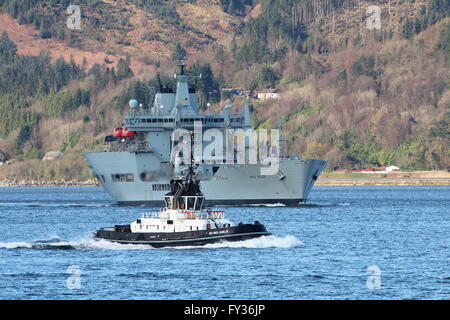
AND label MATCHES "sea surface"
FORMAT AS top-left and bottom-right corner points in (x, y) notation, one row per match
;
(0, 186), (448, 300)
